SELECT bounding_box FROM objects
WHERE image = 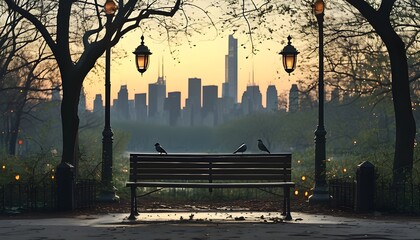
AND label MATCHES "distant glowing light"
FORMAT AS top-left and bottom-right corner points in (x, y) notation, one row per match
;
(2, 165), (5, 171)
(343, 168), (347, 173)
(297, 160), (301, 164)
(15, 174), (20, 181)
(304, 191), (309, 197)
(301, 176), (306, 181)
(294, 190), (299, 196)
(51, 175), (55, 180)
